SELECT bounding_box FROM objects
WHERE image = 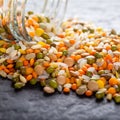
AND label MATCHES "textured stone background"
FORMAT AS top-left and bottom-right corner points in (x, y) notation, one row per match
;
(1, 0), (120, 120)
(66, 0), (120, 32)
